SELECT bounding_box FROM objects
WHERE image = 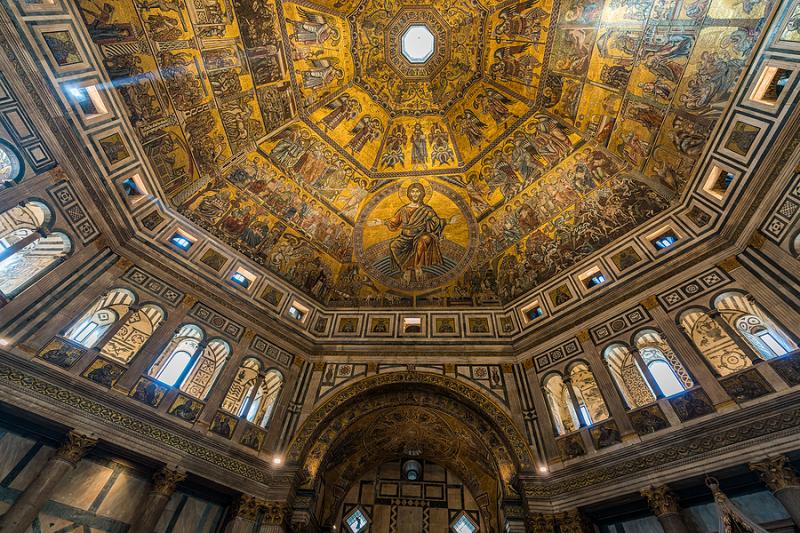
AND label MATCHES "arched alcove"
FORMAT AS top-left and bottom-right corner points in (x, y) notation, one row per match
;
(285, 372), (536, 532)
